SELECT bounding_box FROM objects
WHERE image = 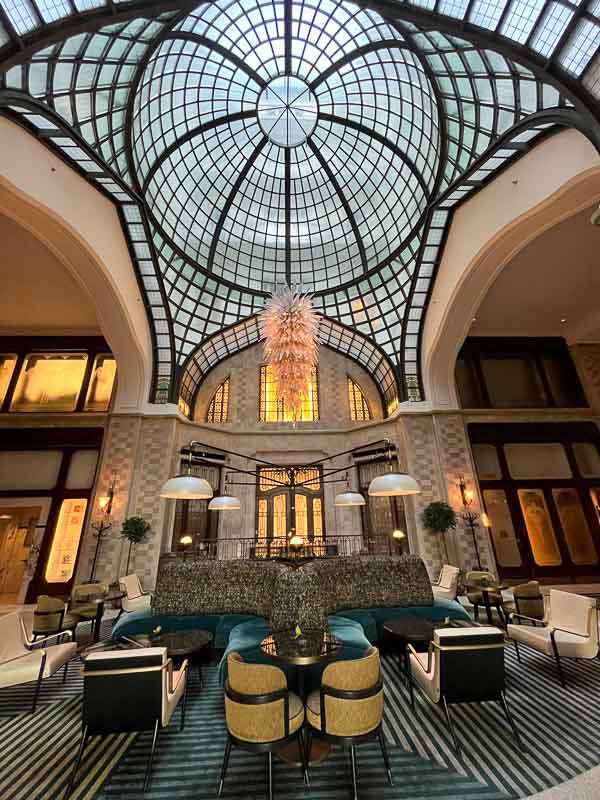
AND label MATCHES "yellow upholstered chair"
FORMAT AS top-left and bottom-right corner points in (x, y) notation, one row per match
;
(305, 647), (392, 800)
(465, 570), (504, 623)
(219, 652), (306, 800)
(32, 595), (80, 640)
(502, 581), (545, 621)
(68, 582), (108, 641)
